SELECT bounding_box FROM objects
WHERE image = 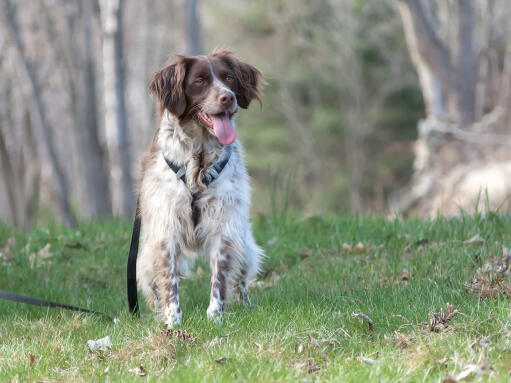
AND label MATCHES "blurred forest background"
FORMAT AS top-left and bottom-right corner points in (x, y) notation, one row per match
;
(1, 0), (511, 227)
